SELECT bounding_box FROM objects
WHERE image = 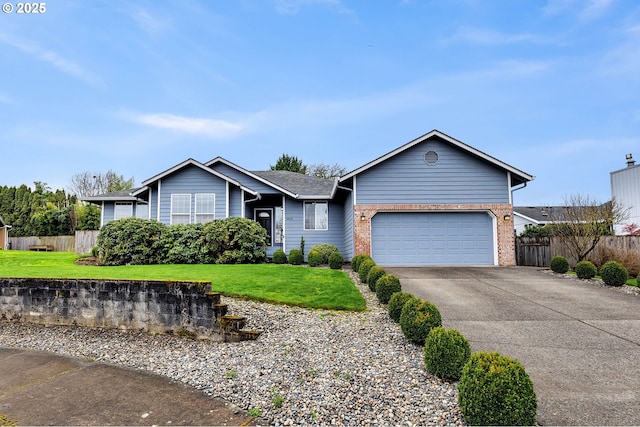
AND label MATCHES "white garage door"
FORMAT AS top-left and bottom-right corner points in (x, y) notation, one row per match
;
(371, 212), (494, 266)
